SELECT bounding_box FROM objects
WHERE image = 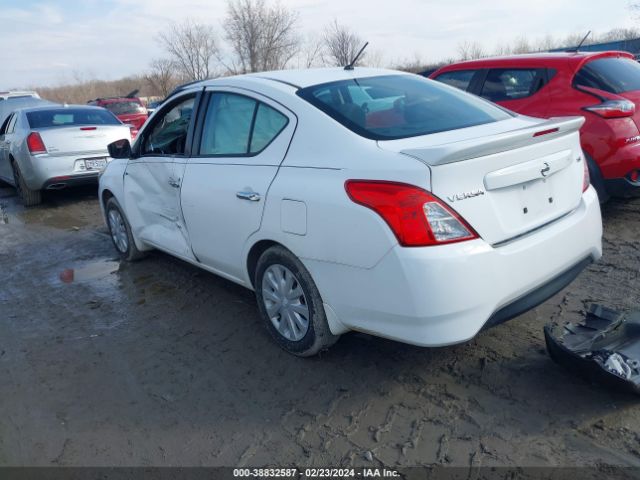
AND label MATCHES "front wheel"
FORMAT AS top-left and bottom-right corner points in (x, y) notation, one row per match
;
(105, 197), (145, 261)
(255, 246), (339, 357)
